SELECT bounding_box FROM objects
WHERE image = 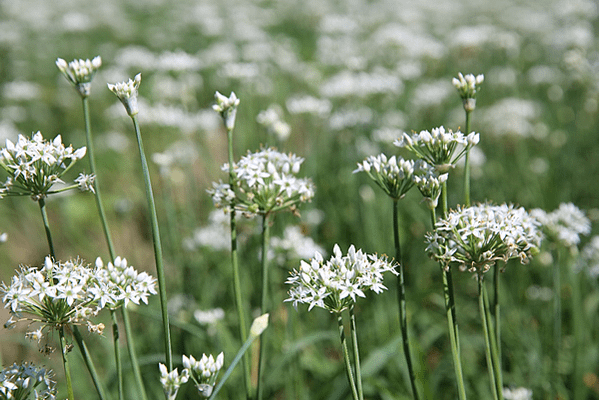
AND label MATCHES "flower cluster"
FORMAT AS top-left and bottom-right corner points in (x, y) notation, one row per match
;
(0, 362), (56, 400)
(158, 363), (189, 400)
(578, 236), (599, 279)
(108, 73), (142, 116)
(286, 244), (398, 313)
(183, 353), (225, 398)
(452, 72), (484, 111)
(257, 106), (291, 142)
(213, 91), (240, 131)
(425, 203), (542, 275)
(209, 148), (315, 217)
(94, 256), (158, 309)
(412, 160), (448, 210)
(0, 132), (87, 200)
(1, 256), (157, 338)
(354, 154), (416, 200)
(503, 386), (533, 400)
(531, 202), (591, 248)
(394, 126), (479, 172)
(268, 225), (326, 264)
(56, 56), (102, 97)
